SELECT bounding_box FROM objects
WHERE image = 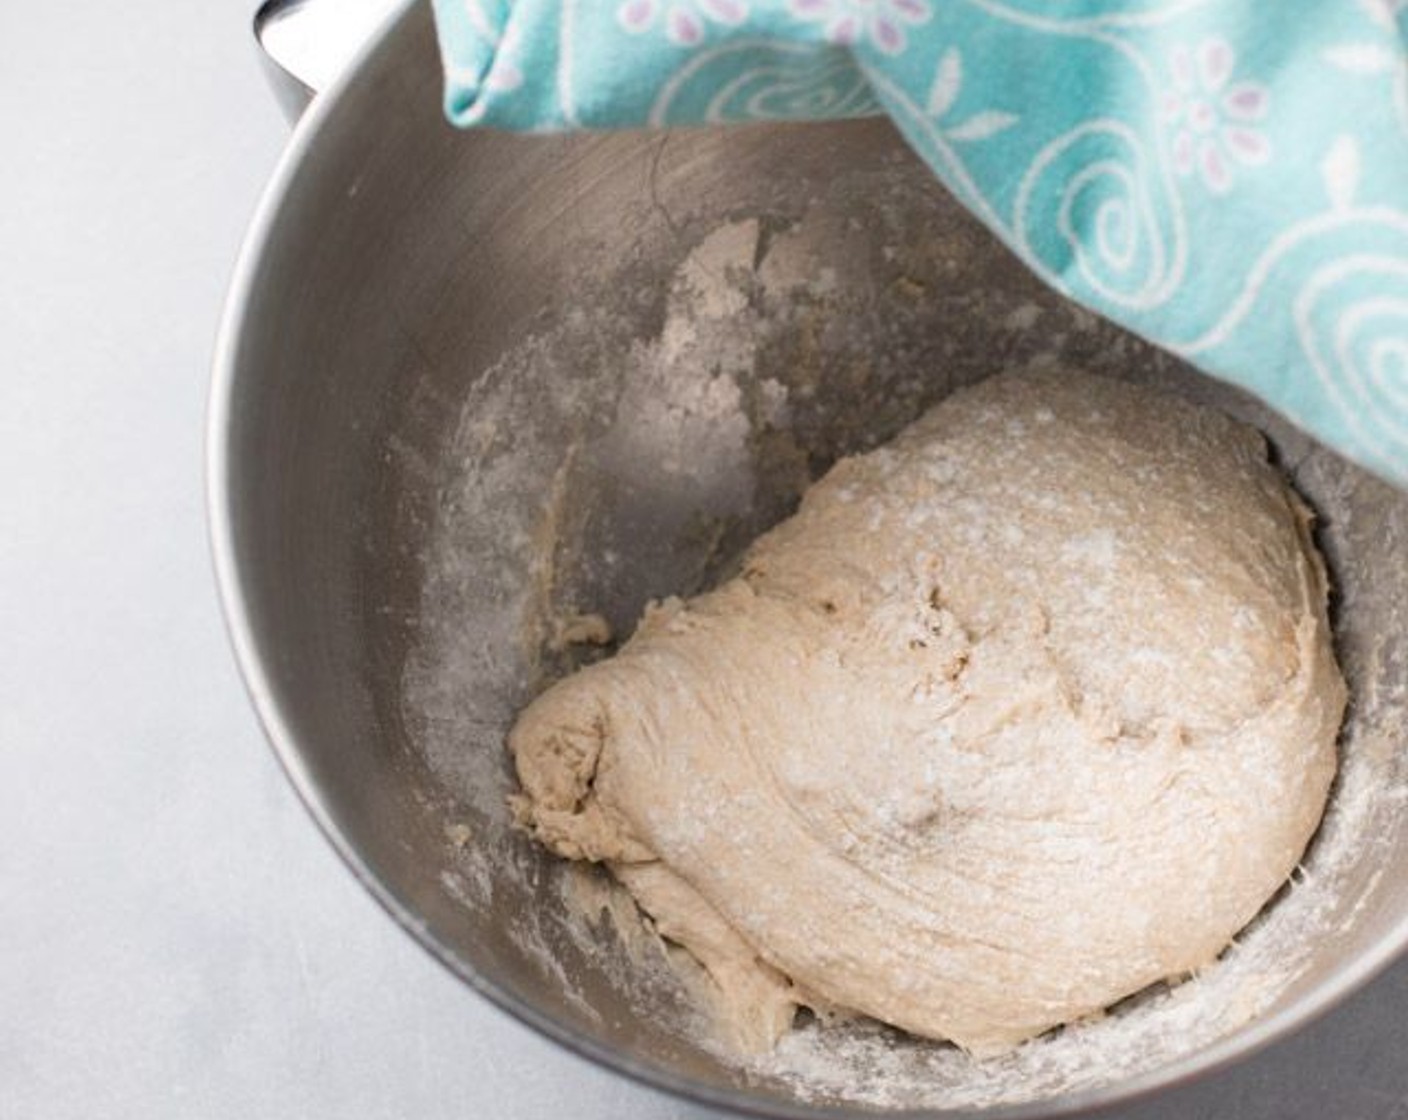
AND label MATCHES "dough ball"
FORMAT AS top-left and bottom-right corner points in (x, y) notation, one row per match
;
(508, 370), (1345, 1054)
